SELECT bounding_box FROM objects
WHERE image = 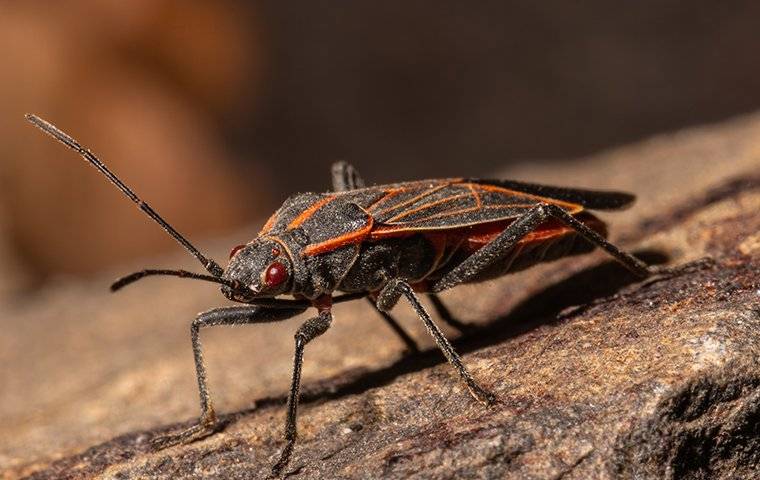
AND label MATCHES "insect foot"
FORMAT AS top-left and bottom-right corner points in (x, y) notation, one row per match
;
(650, 256), (715, 277)
(270, 312), (334, 477)
(463, 378), (497, 406)
(150, 414), (219, 450)
(640, 256), (716, 288)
